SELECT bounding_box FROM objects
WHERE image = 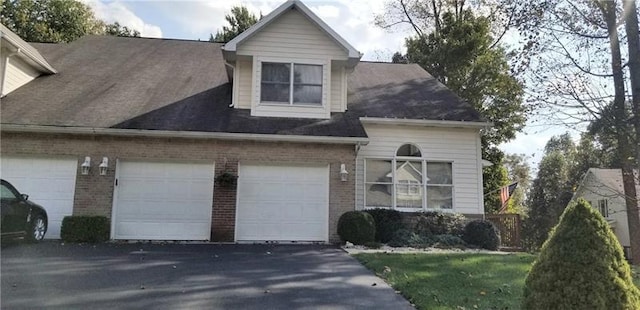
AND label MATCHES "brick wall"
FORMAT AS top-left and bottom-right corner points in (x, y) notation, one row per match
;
(1, 132), (356, 242)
